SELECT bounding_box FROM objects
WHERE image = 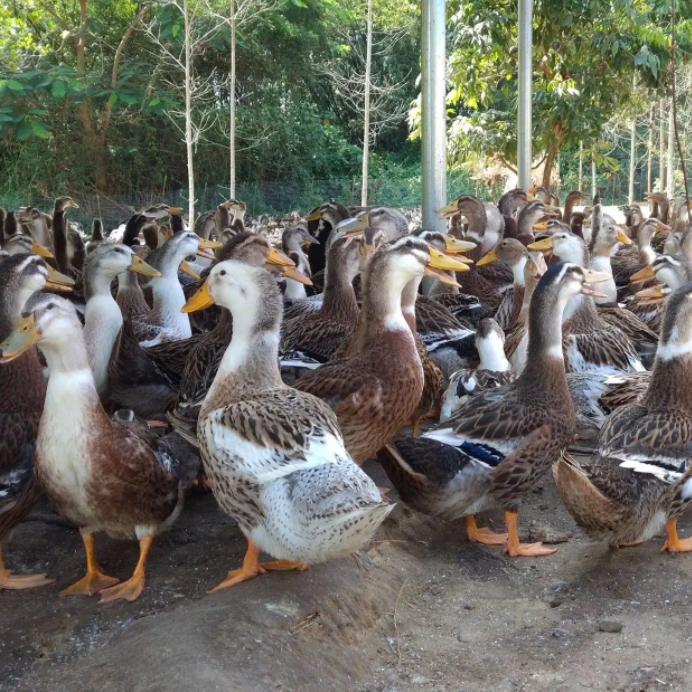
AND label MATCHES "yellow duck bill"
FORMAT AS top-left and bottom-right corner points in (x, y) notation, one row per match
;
(180, 260), (201, 281)
(130, 255), (162, 278)
(476, 248), (498, 267)
(45, 266), (76, 292)
(182, 280), (214, 313)
(437, 202), (460, 217)
(444, 236), (477, 254)
(527, 236), (554, 252)
(629, 264), (656, 285)
(427, 246), (471, 273)
(32, 242), (54, 259)
(0, 315), (40, 362)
